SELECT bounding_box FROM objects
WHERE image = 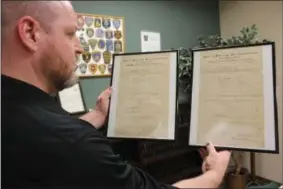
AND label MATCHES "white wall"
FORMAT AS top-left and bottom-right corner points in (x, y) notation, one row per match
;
(219, 0), (282, 183)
